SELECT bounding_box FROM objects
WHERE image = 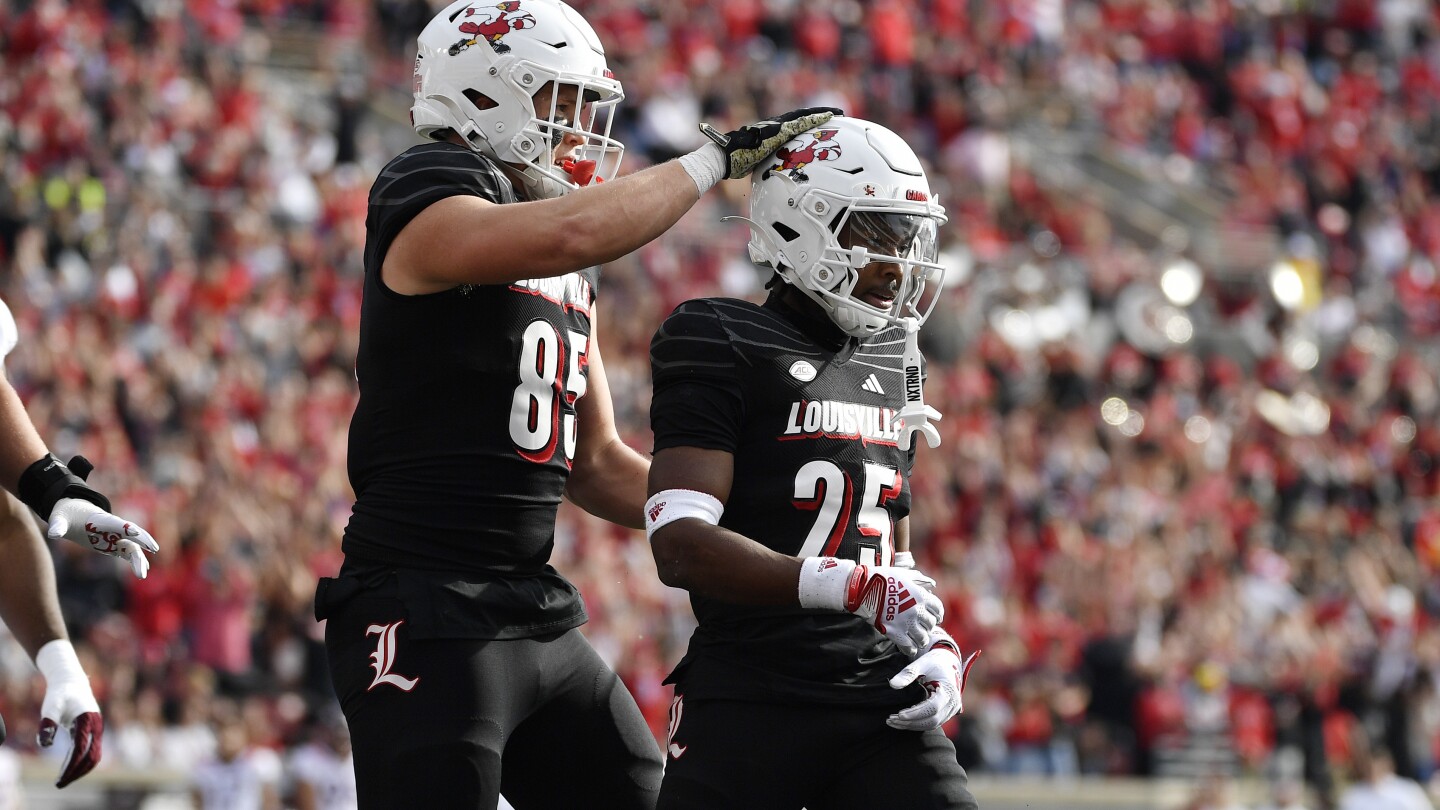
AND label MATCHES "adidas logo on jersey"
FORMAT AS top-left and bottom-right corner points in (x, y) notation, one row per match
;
(781, 400), (902, 444)
(861, 374), (885, 395)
